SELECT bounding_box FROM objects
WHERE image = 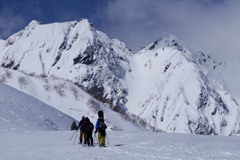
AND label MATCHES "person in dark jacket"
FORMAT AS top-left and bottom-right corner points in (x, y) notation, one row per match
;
(77, 116), (86, 144)
(84, 117), (94, 146)
(71, 121), (77, 130)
